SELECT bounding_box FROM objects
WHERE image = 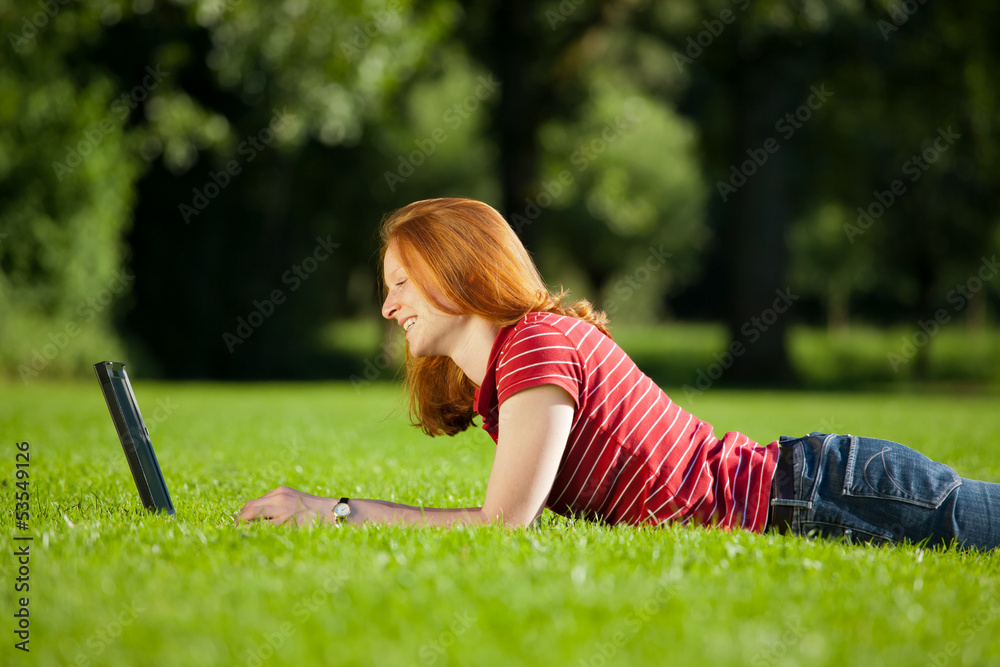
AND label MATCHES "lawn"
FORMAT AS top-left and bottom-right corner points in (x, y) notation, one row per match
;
(2, 378), (1000, 667)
